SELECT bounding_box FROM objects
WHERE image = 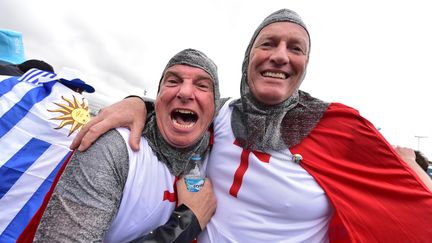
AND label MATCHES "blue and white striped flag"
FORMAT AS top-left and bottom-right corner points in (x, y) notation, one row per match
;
(0, 69), (90, 242)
